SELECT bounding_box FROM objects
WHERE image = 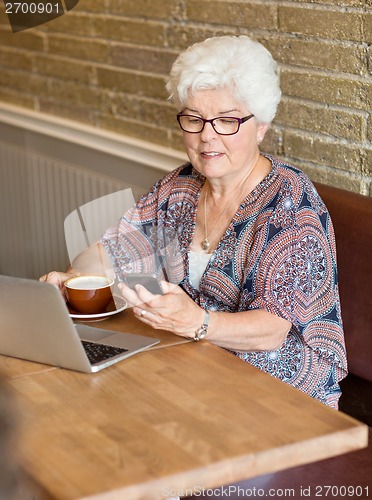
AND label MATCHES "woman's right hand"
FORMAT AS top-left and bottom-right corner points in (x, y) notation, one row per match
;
(39, 271), (78, 298)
